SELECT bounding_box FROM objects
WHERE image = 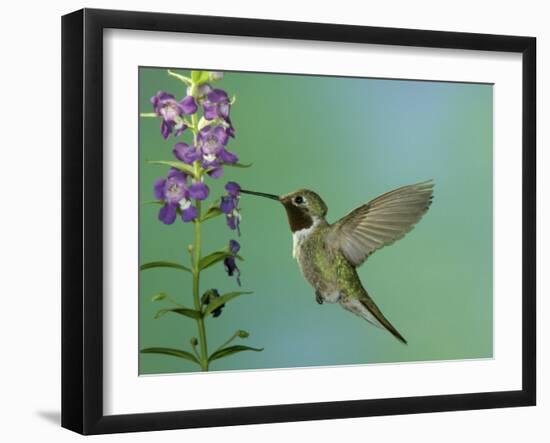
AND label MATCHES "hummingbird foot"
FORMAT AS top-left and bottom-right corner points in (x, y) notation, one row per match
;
(315, 291), (324, 305)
